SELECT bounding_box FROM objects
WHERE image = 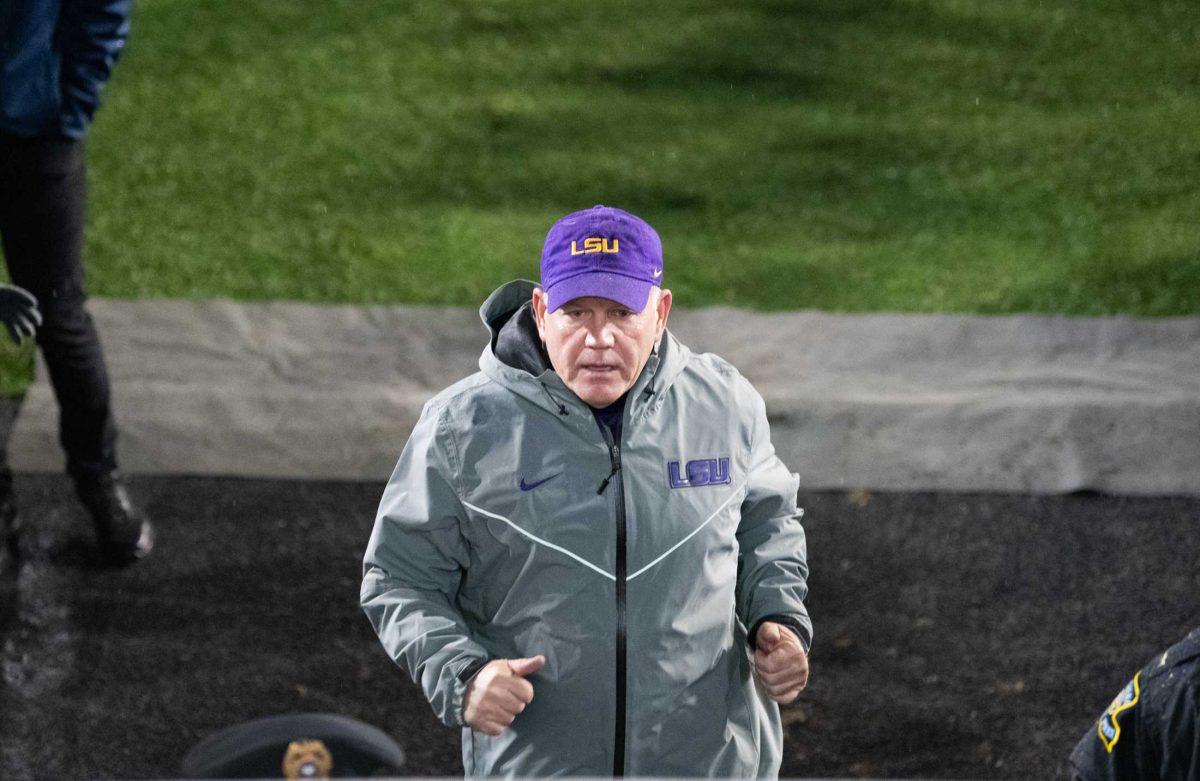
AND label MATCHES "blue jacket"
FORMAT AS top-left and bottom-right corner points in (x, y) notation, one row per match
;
(0, 0), (132, 139)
